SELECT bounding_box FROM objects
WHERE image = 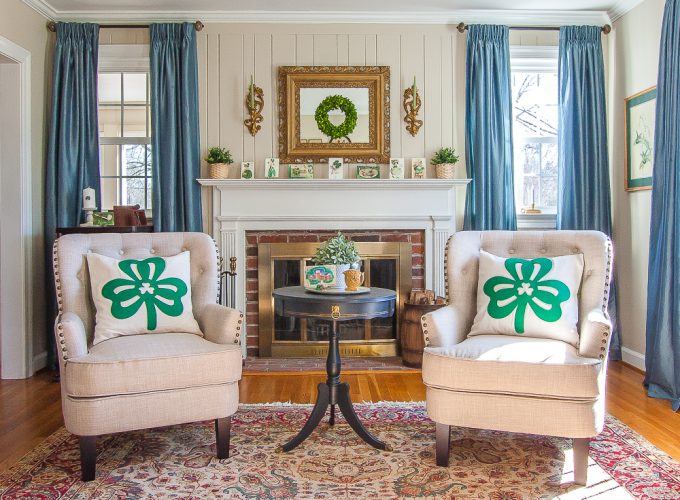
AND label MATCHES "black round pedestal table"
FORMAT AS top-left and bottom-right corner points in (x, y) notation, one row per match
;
(272, 286), (396, 452)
